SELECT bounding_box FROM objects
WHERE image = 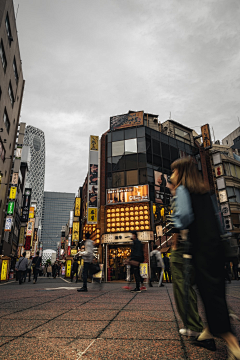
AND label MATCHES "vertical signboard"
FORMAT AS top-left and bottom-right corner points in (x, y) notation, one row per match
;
(29, 207), (35, 219)
(87, 135), (99, 224)
(9, 187), (17, 200)
(72, 222), (79, 242)
(21, 188), (32, 222)
(7, 201), (15, 215)
(4, 216), (13, 231)
(12, 172), (19, 185)
(74, 197), (81, 217)
(201, 124), (212, 149)
(18, 226), (25, 247)
(1, 260), (8, 281)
